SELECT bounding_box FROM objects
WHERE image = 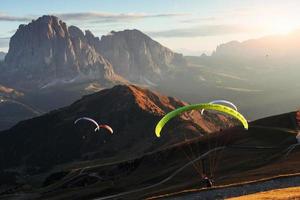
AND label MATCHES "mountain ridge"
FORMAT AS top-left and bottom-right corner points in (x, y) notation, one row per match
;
(0, 15), (186, 90)
(1, 107), (298, 199)
(0, 84), (233, 175)
(2, 15), (124, 90)
(97, 29), (186, 83)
